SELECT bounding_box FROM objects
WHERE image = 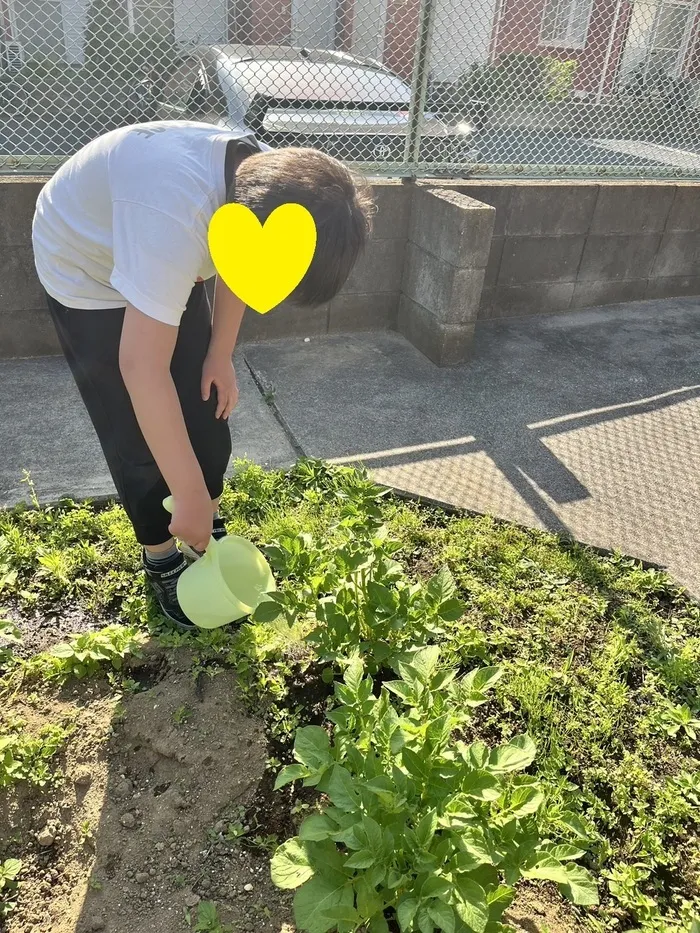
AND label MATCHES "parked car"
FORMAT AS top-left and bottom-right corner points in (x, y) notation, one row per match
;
(150, 44), (481, 166)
